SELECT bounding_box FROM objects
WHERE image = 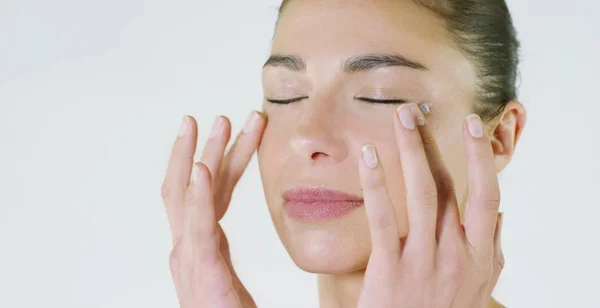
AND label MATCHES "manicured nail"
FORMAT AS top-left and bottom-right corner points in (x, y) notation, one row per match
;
(466, 114), (484, 138)
(418, 103), (431, 115)
(397, 105), (416, 130)
(191, 164), (201, 184)
(178, 116), (190, 137)
(243, 111), (259, 134)
(210, 116), (223, 139)
(361, 144), (378, 168)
